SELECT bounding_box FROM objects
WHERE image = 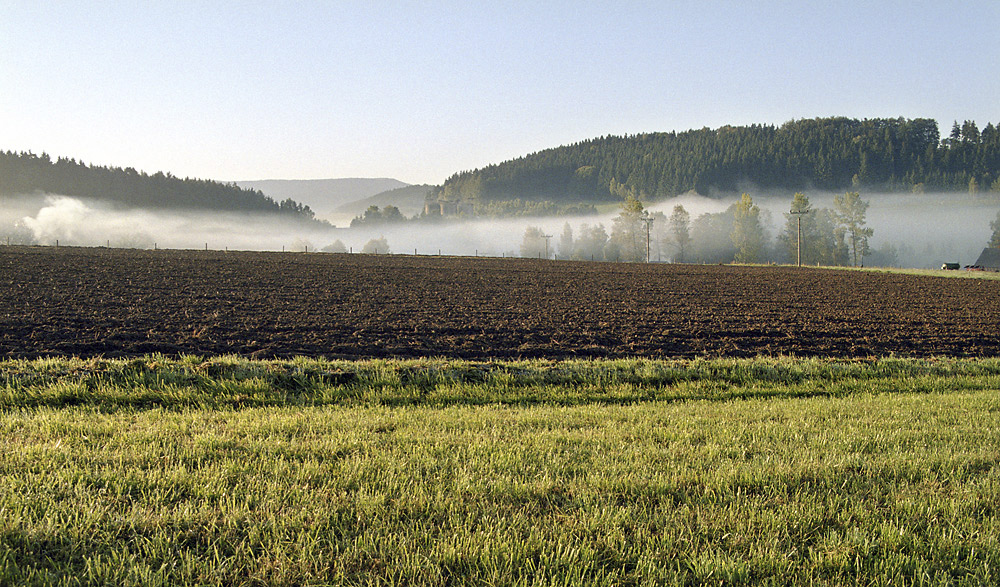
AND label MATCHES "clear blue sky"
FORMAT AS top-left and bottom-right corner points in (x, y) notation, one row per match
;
(3, 1), (998, 185)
